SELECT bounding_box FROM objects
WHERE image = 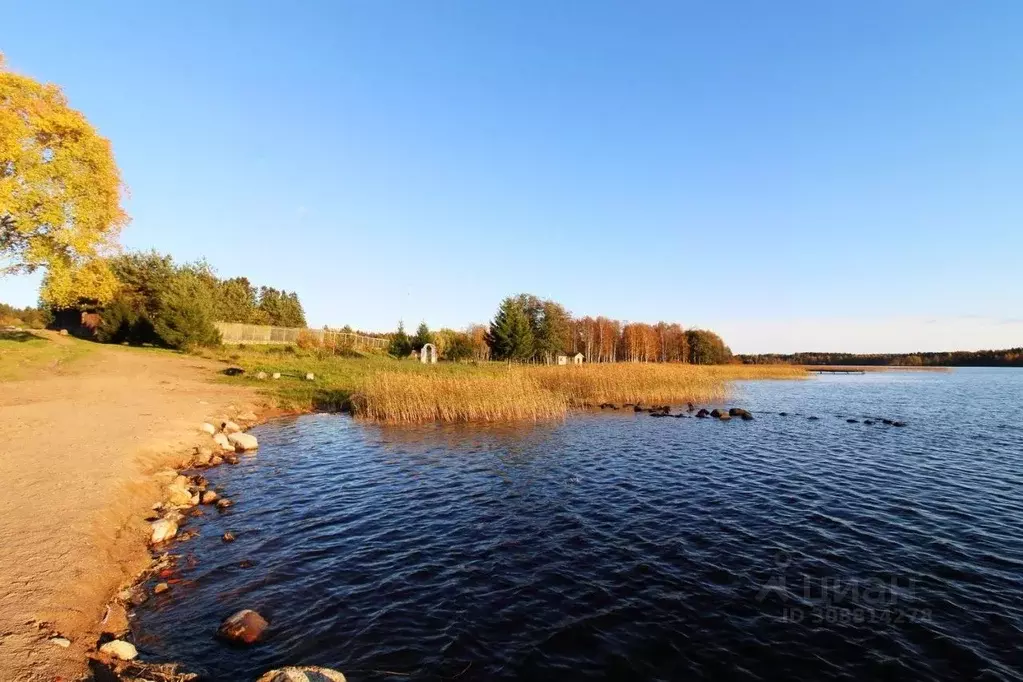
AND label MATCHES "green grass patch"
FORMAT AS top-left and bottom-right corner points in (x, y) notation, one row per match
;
(0, 331), (95, 381)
